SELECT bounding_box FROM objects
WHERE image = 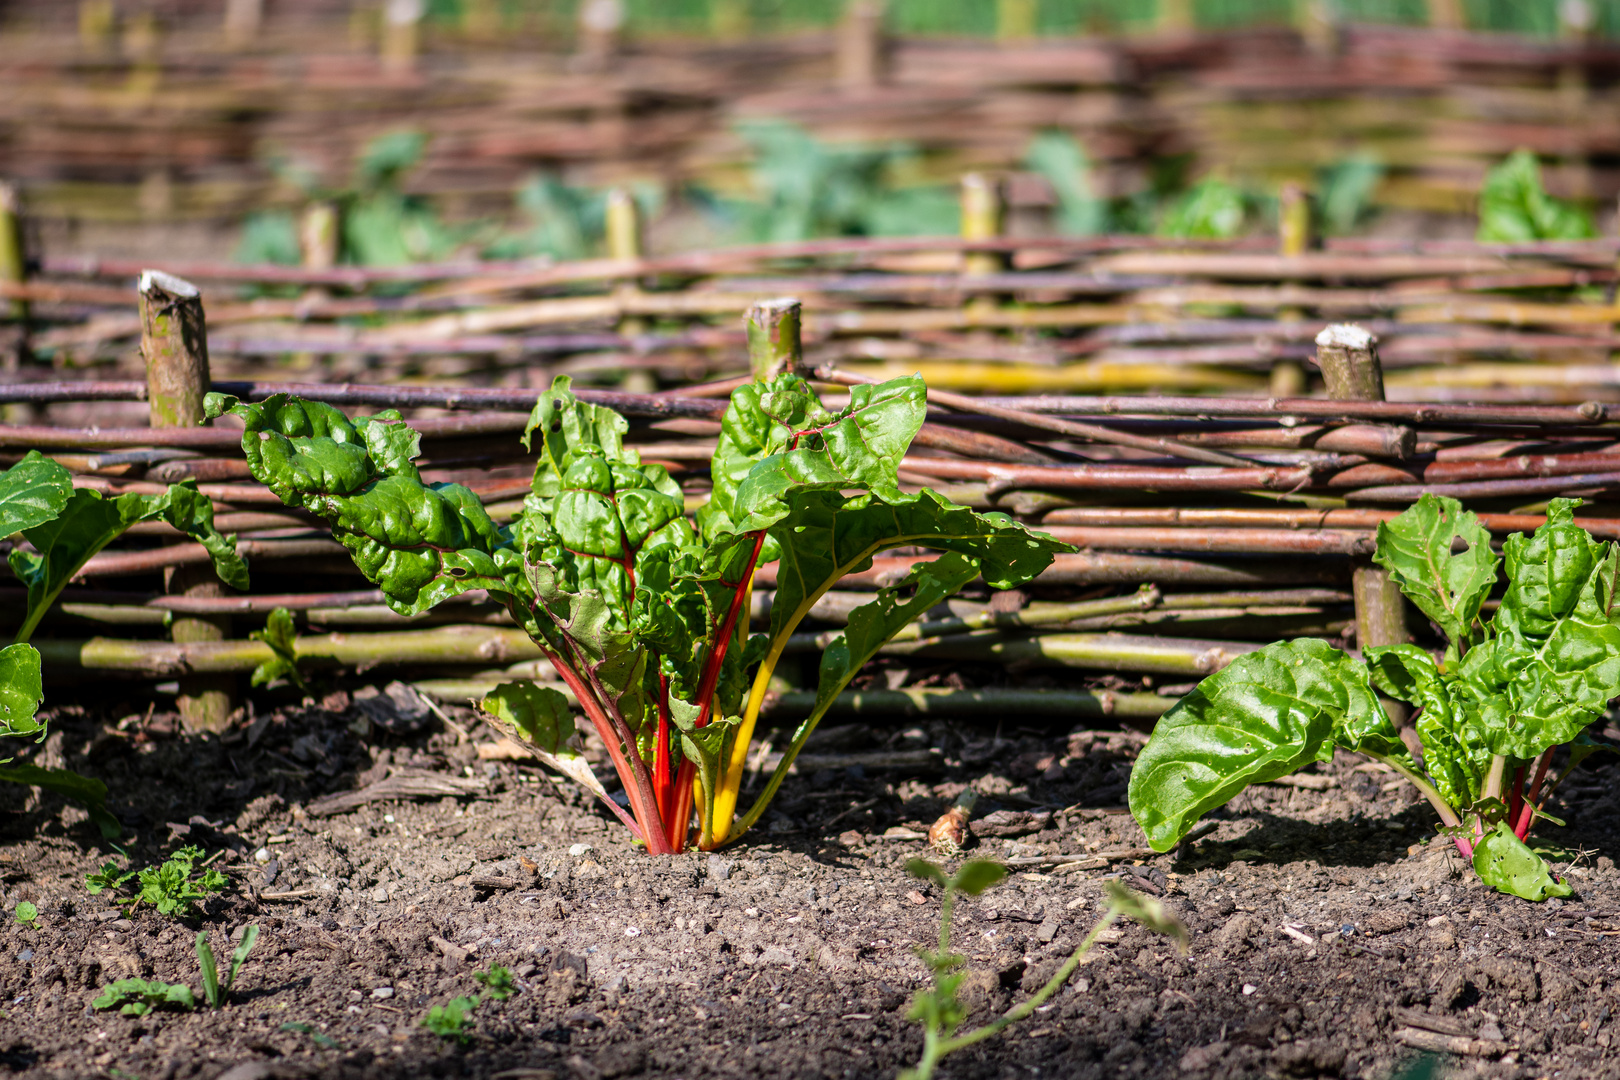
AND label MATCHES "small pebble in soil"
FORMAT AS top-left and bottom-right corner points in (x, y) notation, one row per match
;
(15, 950), (31, 963)
(371, 888), (388, 903)
(254, 847), (270, 865)
(372, 987), (394, 999)
(1242, 984), (1257, 995)
(624, 926), (640, 937)
(569, 844), (592, 857)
